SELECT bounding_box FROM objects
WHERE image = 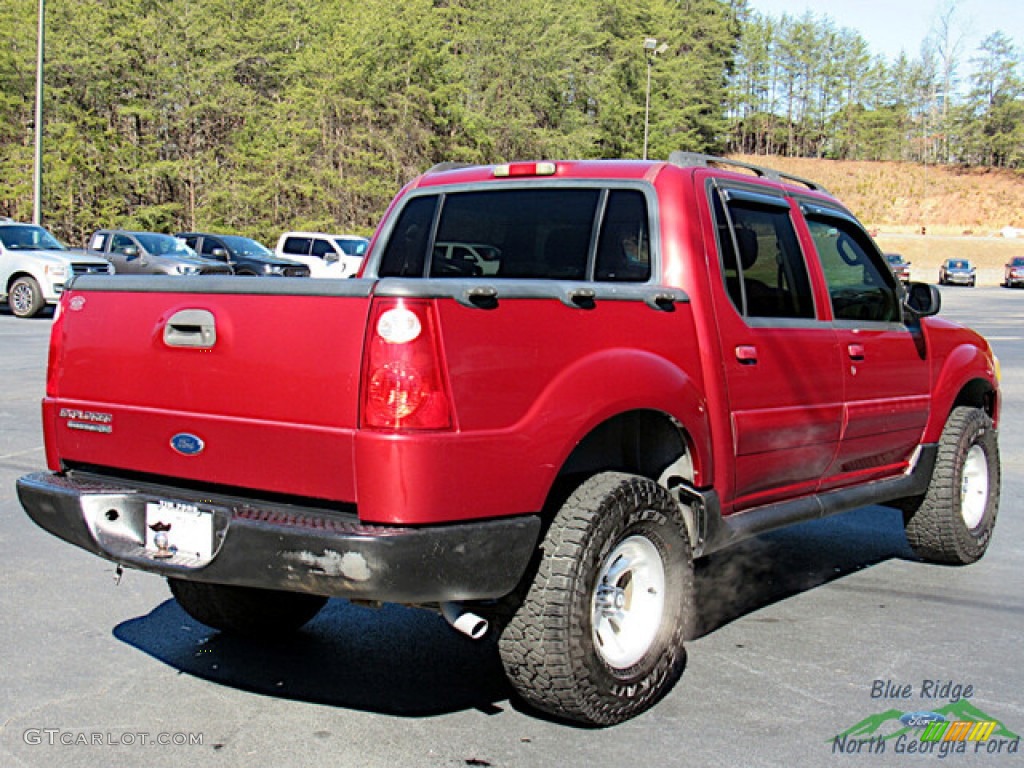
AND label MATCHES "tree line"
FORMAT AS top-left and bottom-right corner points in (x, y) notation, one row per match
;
(728, 5), (1024, 168)
(0, 0), (1020, 246)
